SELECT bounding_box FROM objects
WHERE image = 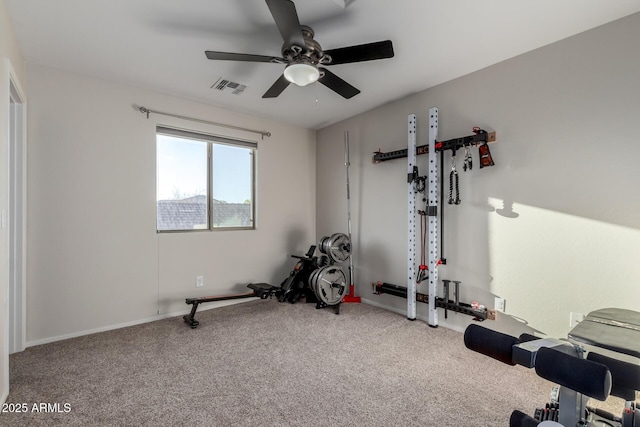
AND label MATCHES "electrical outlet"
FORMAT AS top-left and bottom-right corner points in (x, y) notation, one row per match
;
(196, 276), (204, 288)
(494, 297), (505, 313)
(570, 312), (584, 328)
